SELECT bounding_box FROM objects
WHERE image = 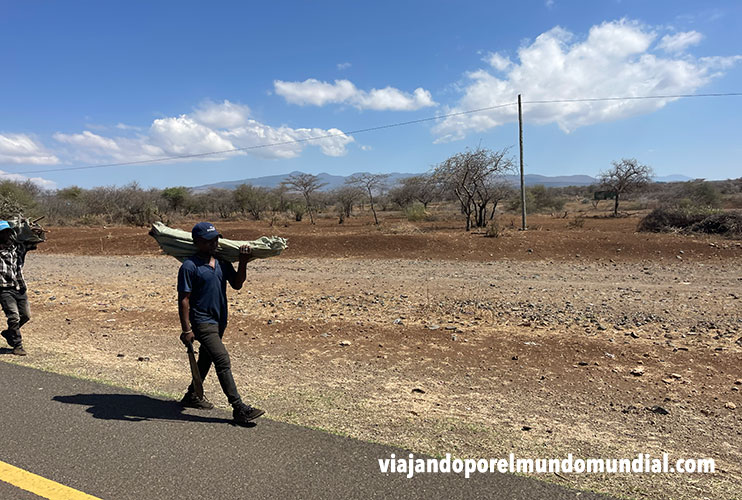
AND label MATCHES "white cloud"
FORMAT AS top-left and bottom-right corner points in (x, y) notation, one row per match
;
(657, 31), (703, 53)
(222, 123), (352, 158)
(274, 78), (437, 111)
(0, 170), (57, 189)
(51, 99), (354, 163)
(274, 79), (356, 106)
(0, 133), (59, 165)
(433, 19), (741, 142)
(485, 52), (513, 71)
(115, 123), (143, 131)
(545, 0), (555, 8)
(191, 99), (251, 128)
(54, 130), (121, 152)
(149, 115), (236, 155)
(337, 62), (352, 70)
